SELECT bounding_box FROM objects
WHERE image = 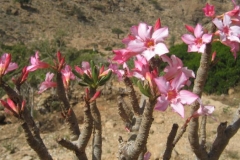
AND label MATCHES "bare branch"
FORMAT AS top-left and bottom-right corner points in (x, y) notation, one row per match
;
(117, 95), (133, 124)
(118, 100), (155, 159)
(1, 81), (52, 160)
(56, 72), (80, 140)
(188, 24), (216, 159)
(123, 76), (140, 115)
(200, 116), (207, 149)
(22, 122), (53, 160)
(208, 106), (240, 160)
(57, 98), (93, 160)
(163, 123), (179, 160)
(57, 138), (87, 160)
(78, 101), (93, 151)
(89, 88), (102, 160)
